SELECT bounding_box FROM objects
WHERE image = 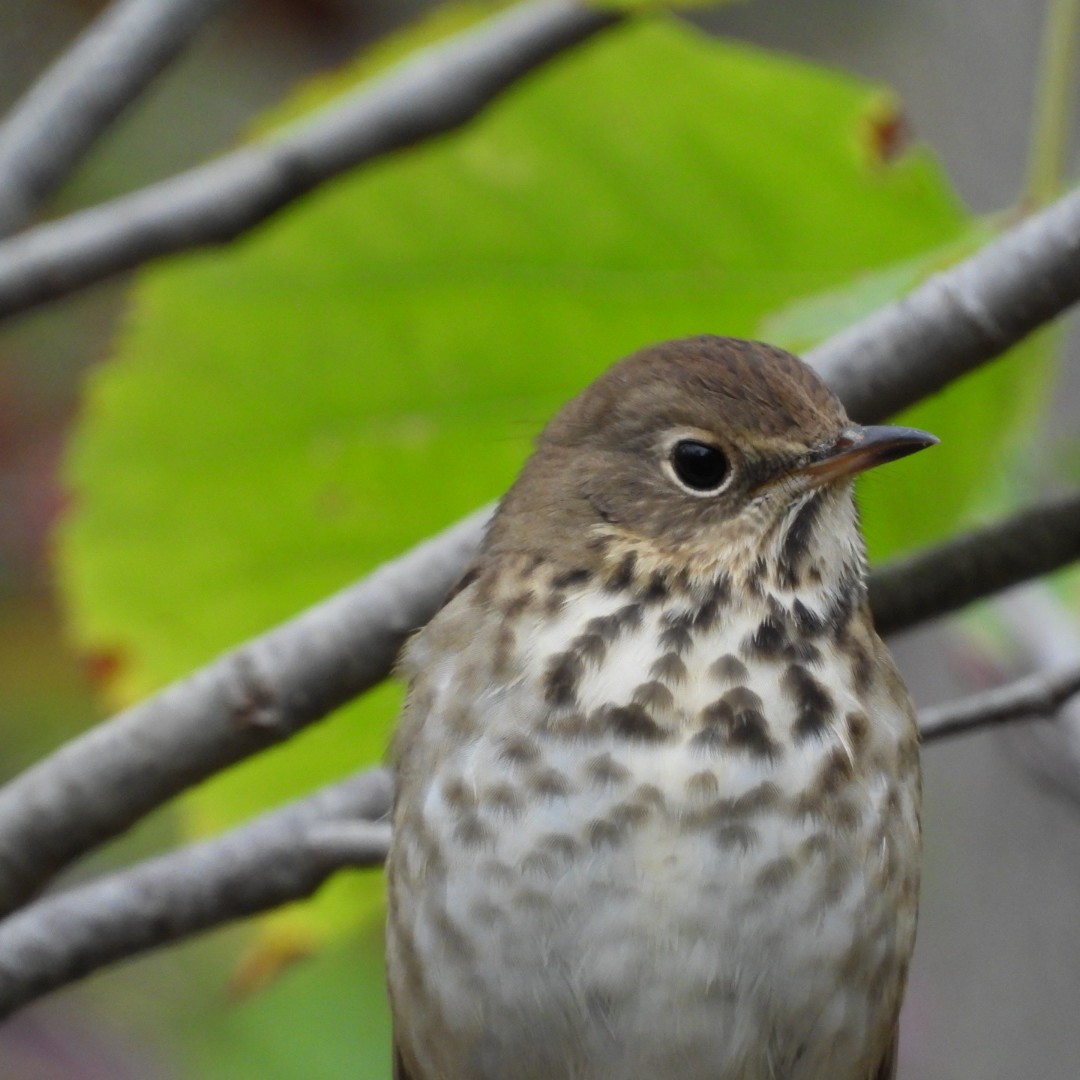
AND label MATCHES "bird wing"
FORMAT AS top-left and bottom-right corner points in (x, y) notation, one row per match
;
(871, 1025), (900, 1080)
(393, 1041), (418, 1080)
